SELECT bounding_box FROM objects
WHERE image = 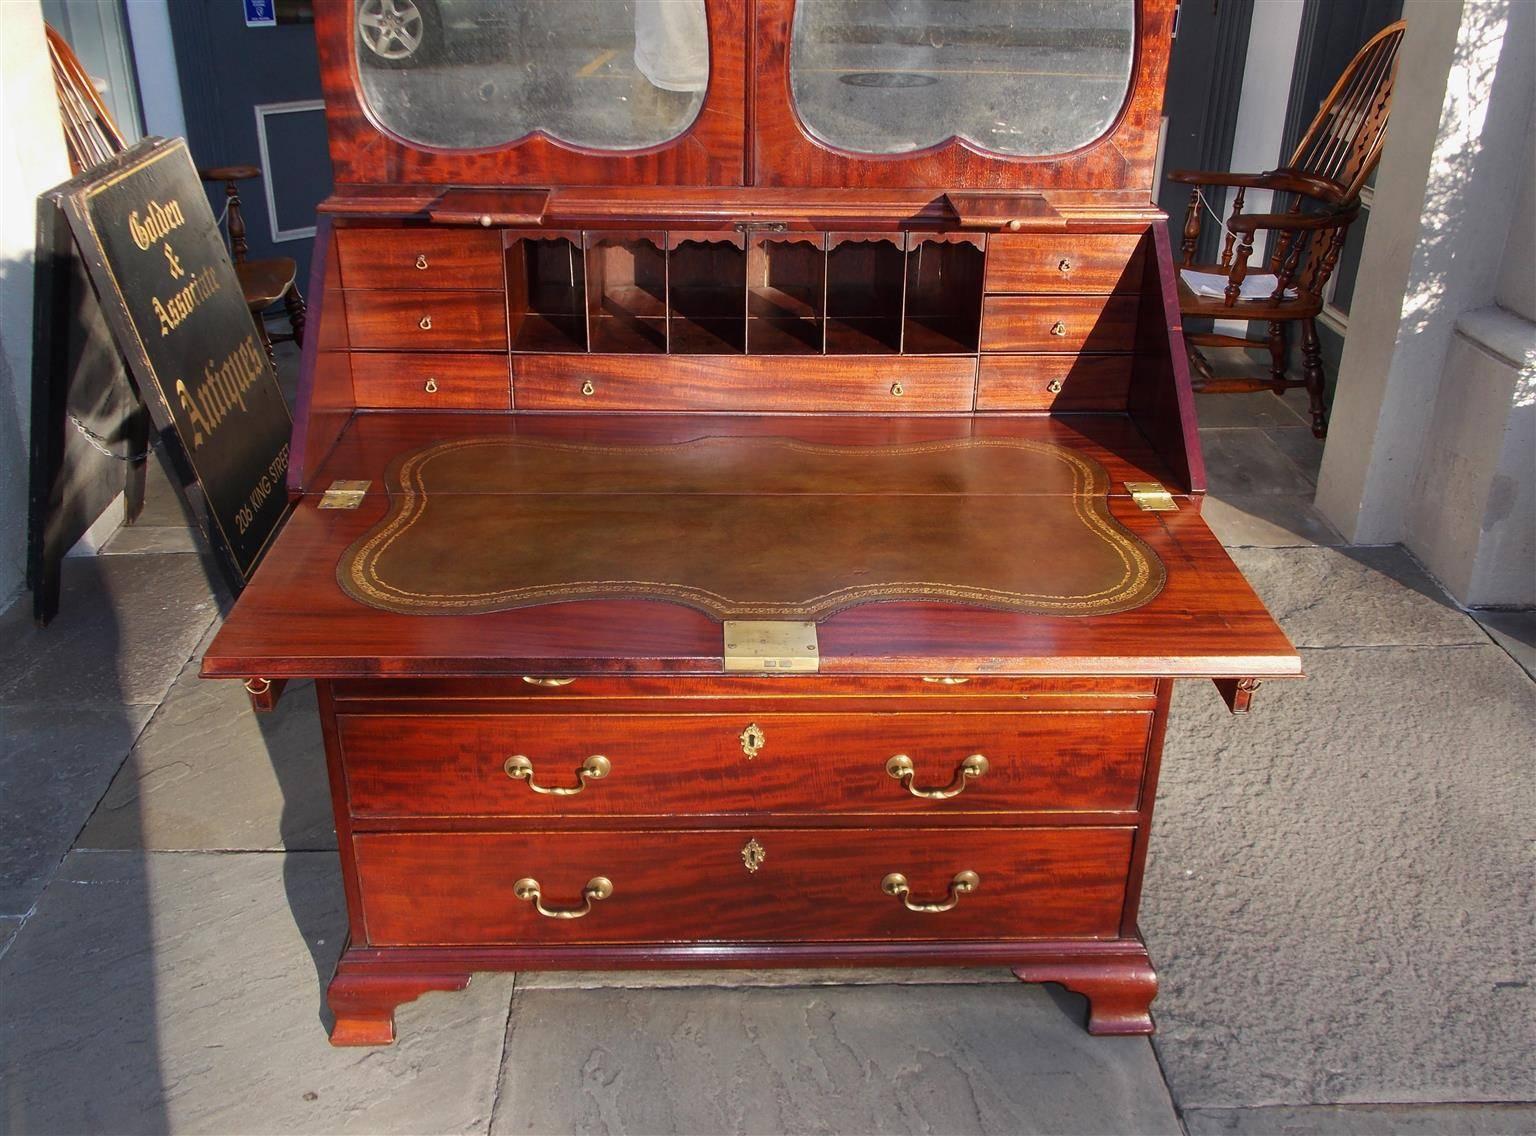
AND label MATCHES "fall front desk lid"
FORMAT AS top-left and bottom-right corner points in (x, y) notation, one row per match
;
(336, 434), (1165, 620)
